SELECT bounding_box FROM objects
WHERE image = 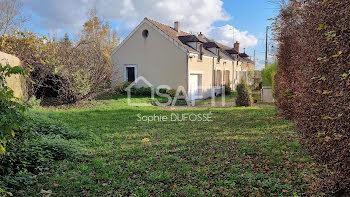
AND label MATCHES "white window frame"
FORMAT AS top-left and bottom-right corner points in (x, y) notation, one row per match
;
(124, 64), (138, 82)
